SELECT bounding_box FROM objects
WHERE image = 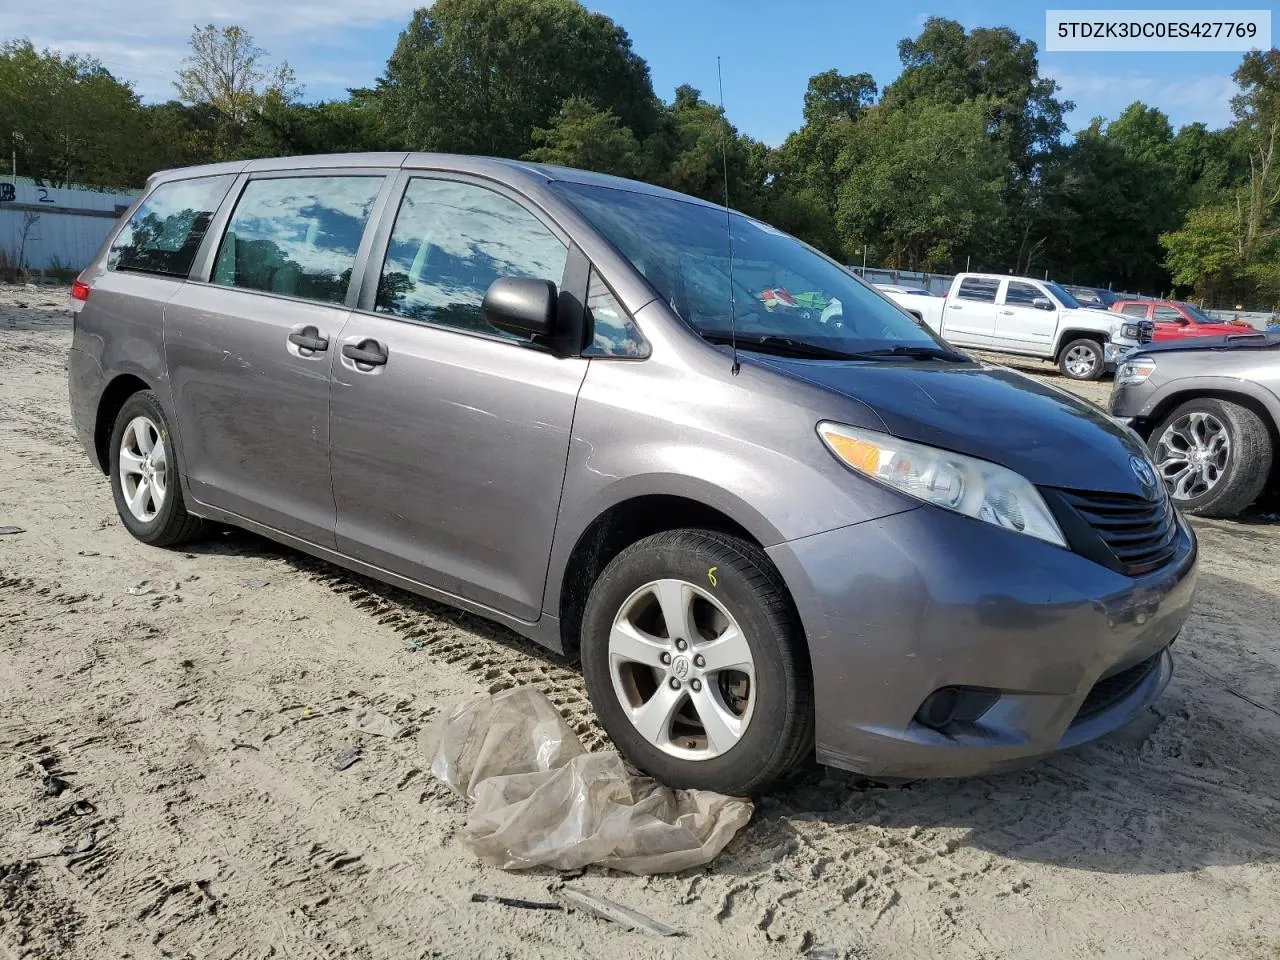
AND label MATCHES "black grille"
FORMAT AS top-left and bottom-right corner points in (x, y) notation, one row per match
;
(1073, 652), (1161, 724)
(1046, 487), (1180, 575)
